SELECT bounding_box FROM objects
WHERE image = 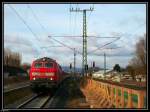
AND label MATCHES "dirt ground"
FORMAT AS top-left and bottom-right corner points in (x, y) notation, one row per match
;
(48, 76), (90, 108)
(64, 77), (90, 108)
